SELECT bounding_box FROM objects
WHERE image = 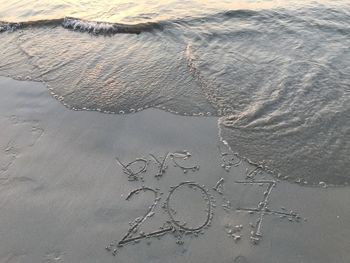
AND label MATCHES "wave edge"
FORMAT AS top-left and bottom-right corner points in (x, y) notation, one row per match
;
(0, 17), (163, 35)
